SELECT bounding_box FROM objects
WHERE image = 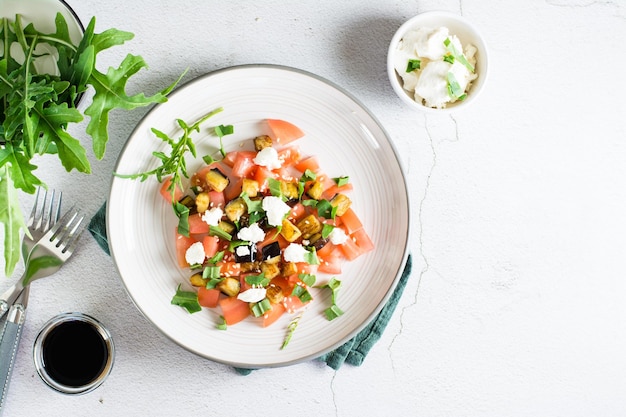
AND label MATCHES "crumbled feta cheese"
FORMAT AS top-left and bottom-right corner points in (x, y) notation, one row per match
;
(328, 227), (348, 245)
(185, 241), (205, 265)
(253, 147), (281, 170)
(201, 207), (223, 226)
(237, 223), (266, 243)
(235, 245), (250, 257)
(283, 243), (308, 263)
(262, 196), (291, 227)
(237, 287), (267, 303)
